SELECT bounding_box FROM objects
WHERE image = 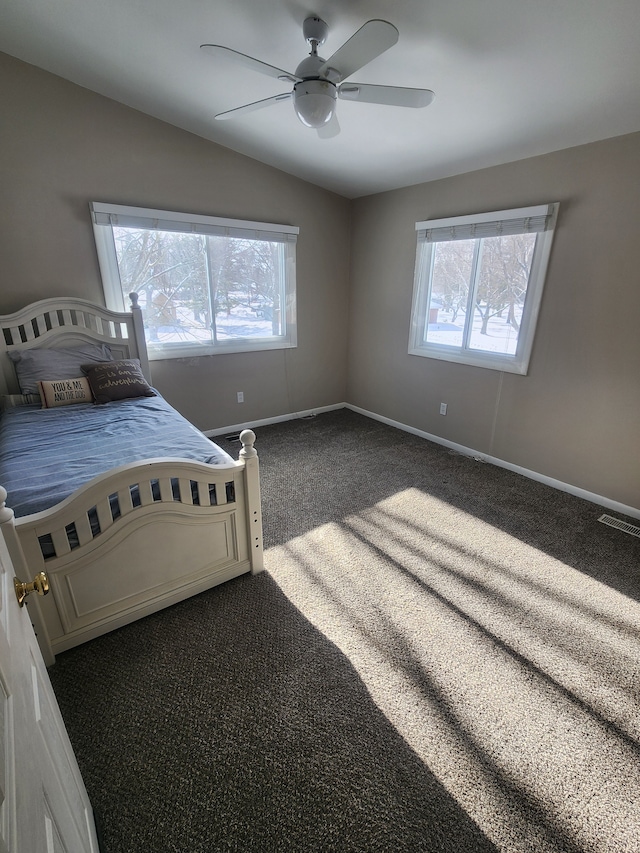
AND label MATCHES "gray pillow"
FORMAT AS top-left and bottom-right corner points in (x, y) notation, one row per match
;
(8, 344), (113, 395)
(82, 359), (155, 404)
